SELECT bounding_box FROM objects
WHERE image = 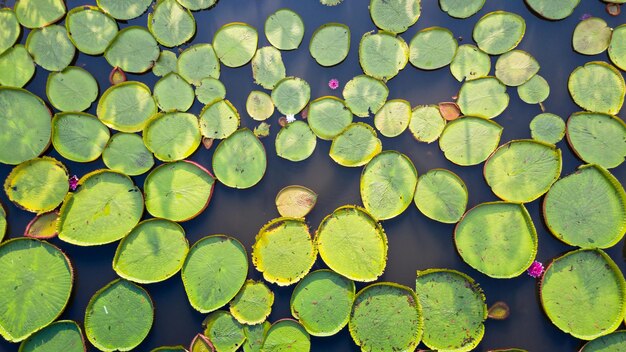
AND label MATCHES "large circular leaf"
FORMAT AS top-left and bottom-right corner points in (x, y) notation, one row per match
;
(330, 123), (382, 167)
(176, 0), (216, 11)
(495, 50), (539, 87)
(0, 45), (35, 88)
(457, 77), (509, 119)
(18, 320), (85, 352)
(271, 77), (311, 115)
(153, 73), (195, 112)
(104, 26), (160, 73)
(177, 44), (220, 85)
(408, 105), (446, 143)
(203, 311), (246, 352)
(473, 11), (525, 55)
(46, 66), (98, 112)
(97, 81), (157, 132)
(609, 25), (626, 71)
(342, 75), (388, 117)
(307, 96), (353, 140)
(439, 0), (485, 18)
(102, 133), (154, 176)
(26, 25), (75, 72)
(530, 113), (565, 145)
(15, 0), (65, 28)
(199, 99), (240, 139)
(0, 9), (20, 55)
(251, 46), (286, 90)
(213, 23), (258, 68)
(439, 116), (503, 166)
(262, 319), (310, 352)
(275, 121), (317, 162)
(143, 112), (201, 162)
(196, 78), (226, 105)
(373, 99), (411, 137)
(229, 280), (274, 325)
(369, 0), (421, 34)
(517, 74), (550, 104)
(275, 185), (318, 219)
(265, 9), (304, 50)
(573, 17), (611, 56)
(359, 31), (409, 81)
(309, 23), (350, 67)
(409, 27), (457, 70)
(580, 330), (626, 352)
(97, 0), (152, 20)
(566, 112), (626, 169)
(66, 6), (118, 55)
(246, 90), (274, 121)
(568, 61), (625, 115)
(148, 0), (196, 47)
(450, 44), (490, 82)
(213, 128), (267, 189)
(414, 168), (468, 224)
